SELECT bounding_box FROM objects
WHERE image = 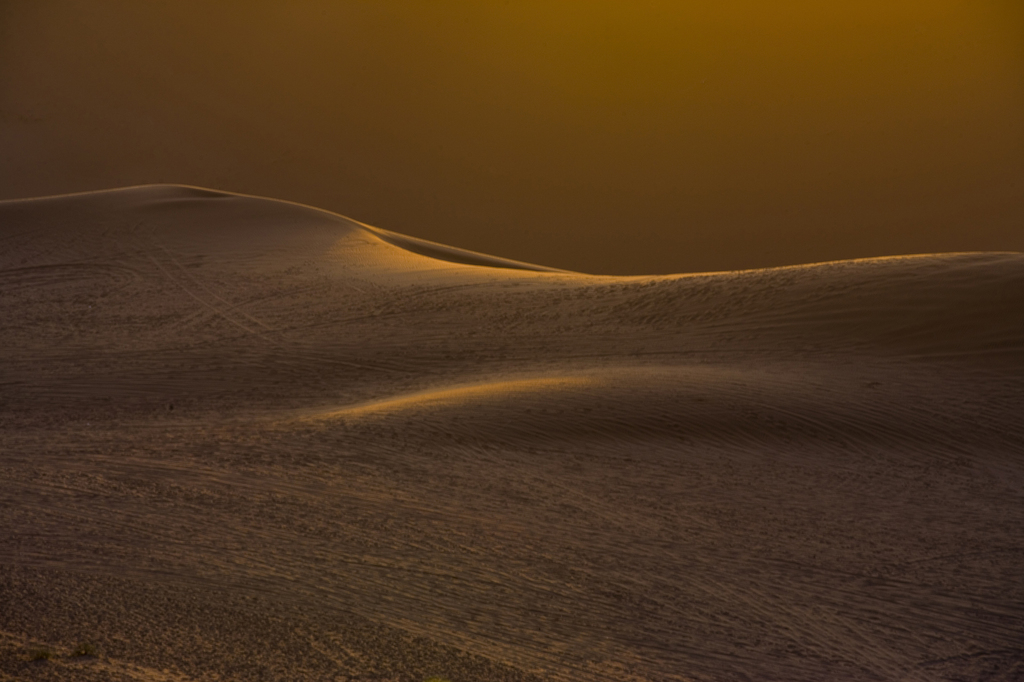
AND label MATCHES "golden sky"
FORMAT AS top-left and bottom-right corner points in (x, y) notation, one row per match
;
(1, 1), (1021, 273)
